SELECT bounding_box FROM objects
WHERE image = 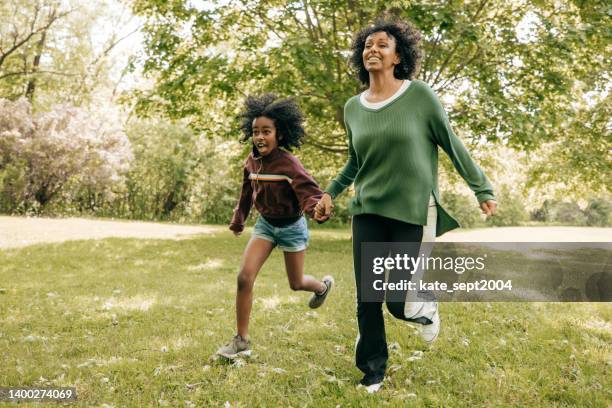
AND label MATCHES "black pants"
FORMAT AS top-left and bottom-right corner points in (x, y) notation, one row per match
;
(352, 213), (432, 385)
